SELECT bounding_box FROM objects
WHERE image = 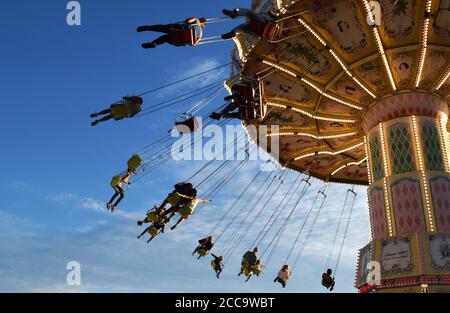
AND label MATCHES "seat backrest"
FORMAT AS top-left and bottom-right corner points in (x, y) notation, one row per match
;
(168, 28), (197, 45)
